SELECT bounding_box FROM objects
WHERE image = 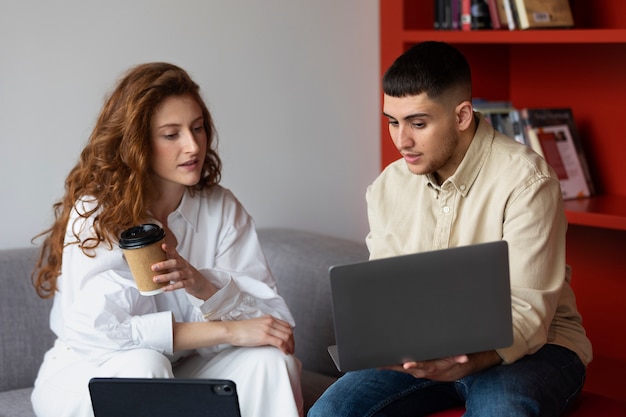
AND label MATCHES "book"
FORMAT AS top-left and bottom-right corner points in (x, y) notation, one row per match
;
(435, 0), (450, 29)
(508, 109), (526, 146)
(473, 99), (513, 112)
(461, 0), (472, 30)
(473, 100), (526, 145)
(511, 0), (574, 29)
(471, 0), (492, 29)
(486, 0), (510, 29)
(434, 0), (442, 29)
(451, 0), (462, 30)
(520, 108), (594, 200)
(439, 0), (453, 30)
(502, 0), (517, 29)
